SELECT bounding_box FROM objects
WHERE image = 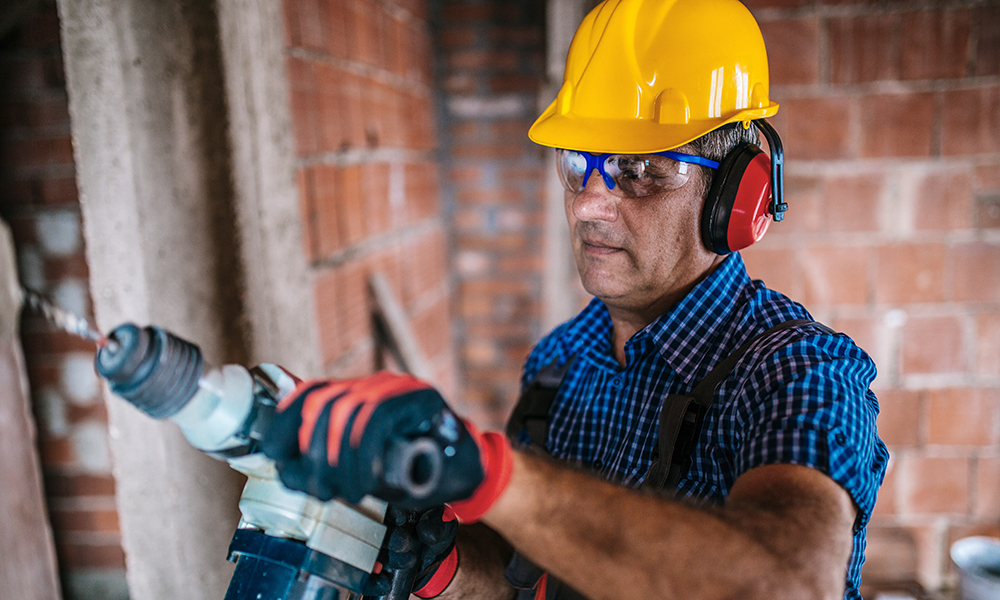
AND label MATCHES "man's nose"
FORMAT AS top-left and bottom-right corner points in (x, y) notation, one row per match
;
(571, 171), (619, 222)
